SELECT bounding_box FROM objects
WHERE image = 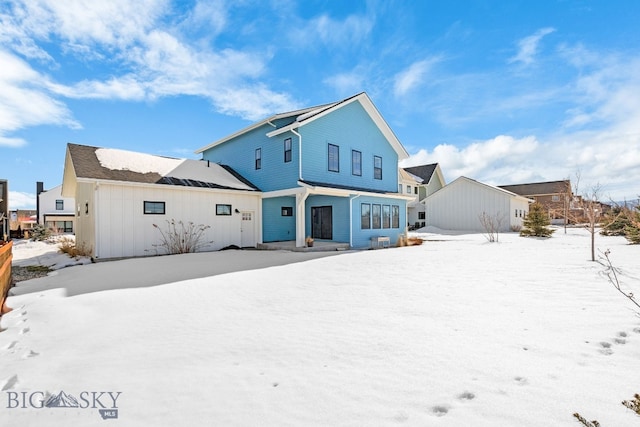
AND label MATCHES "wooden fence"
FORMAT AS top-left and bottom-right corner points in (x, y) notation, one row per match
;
(0, 240), (12, 314)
